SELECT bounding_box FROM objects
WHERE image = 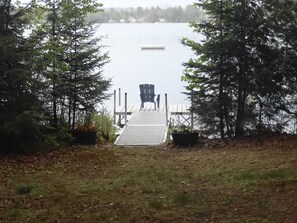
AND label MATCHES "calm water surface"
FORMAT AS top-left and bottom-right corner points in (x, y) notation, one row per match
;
(98, 23), (202, 110)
